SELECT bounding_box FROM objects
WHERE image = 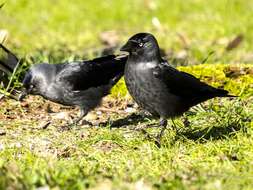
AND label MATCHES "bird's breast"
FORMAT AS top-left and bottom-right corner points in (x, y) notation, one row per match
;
(125, 61), (161, 114)
(124, 60), (184, 117)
